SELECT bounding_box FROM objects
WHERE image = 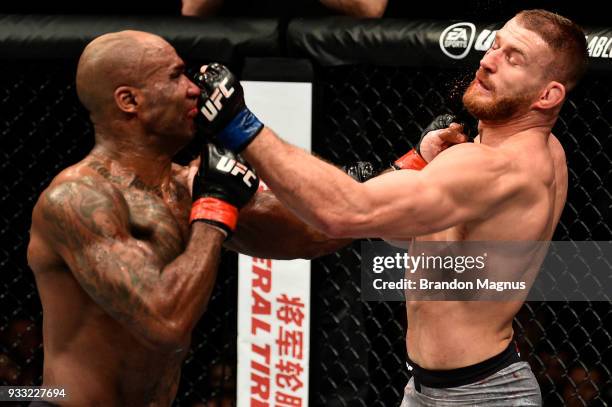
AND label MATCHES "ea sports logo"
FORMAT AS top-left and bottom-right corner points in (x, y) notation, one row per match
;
(440, 22), (476, 60)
